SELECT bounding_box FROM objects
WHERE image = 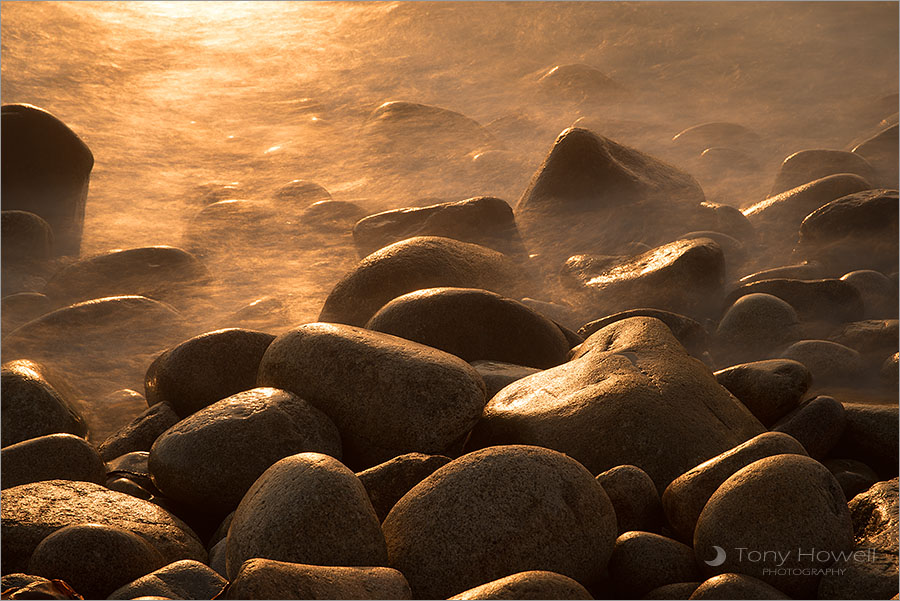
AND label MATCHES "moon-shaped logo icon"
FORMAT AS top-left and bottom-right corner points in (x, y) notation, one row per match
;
(705, 545), (727, 567)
